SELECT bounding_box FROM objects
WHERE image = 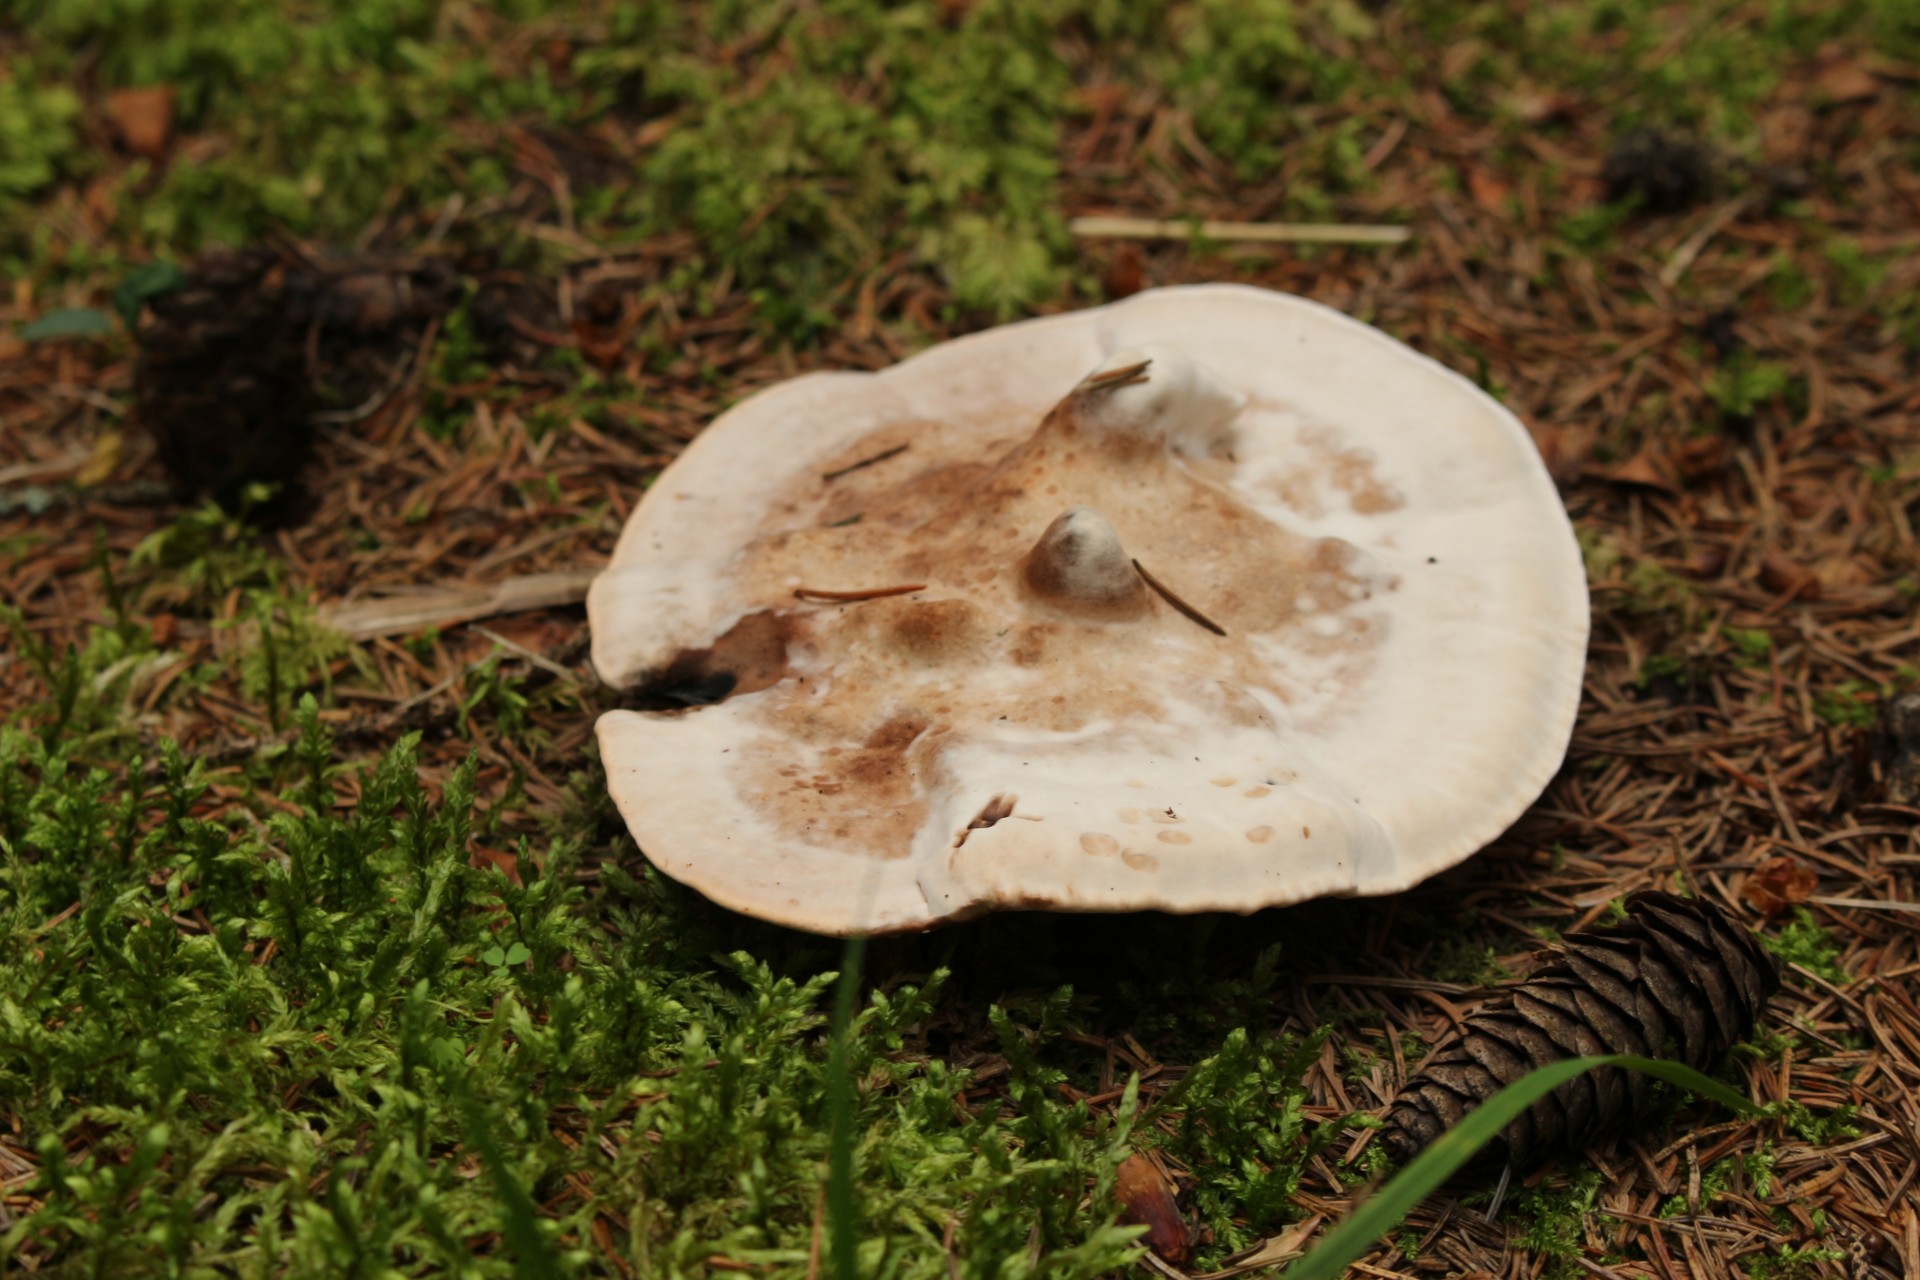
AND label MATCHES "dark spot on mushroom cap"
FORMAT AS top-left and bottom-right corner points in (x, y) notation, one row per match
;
(642, 671), (736, 708)
(627, 610), (793, 712)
